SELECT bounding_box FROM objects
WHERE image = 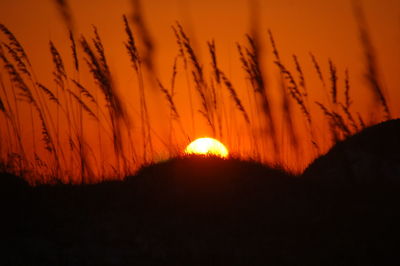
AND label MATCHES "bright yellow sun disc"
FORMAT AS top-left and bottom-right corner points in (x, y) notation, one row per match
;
(184, 137), (229, 158)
